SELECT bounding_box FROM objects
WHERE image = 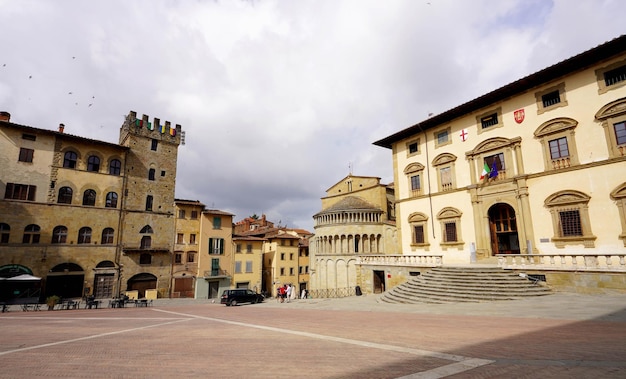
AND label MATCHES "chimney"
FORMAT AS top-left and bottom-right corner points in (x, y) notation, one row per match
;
(58, 123), (65, 133)
(0, 111), (10, 122)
